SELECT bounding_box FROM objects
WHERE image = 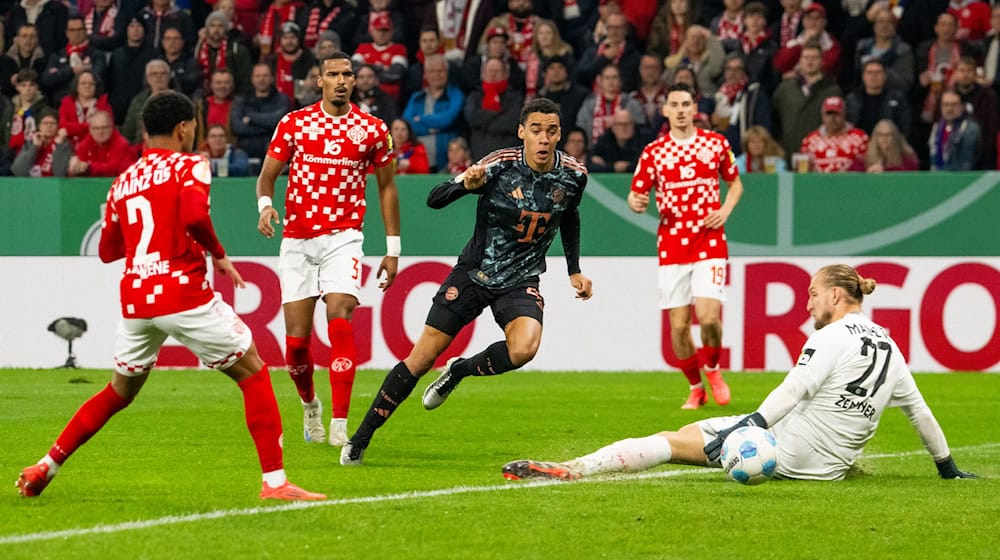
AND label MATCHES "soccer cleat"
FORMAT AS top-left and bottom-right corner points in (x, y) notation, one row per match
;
(302, 398), (326, 443)
(260, 481), (327, 501)
(339, 441), (365, 466)
(705, 369), (731, 406)
(681, 386), (708, 410)
(328, 418), (348, 447)
(16, 463), (52, 497)
(422, 357), (463, 410)
(502, 460), (581, 481)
